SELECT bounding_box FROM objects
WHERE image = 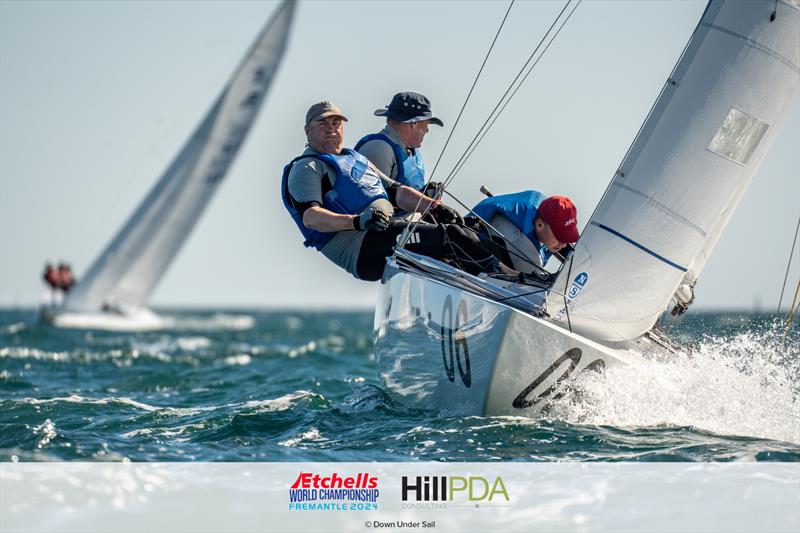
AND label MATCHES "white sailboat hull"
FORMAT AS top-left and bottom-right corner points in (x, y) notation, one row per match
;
(39, 304), (166, 332)
(374, 263), (652, 417)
